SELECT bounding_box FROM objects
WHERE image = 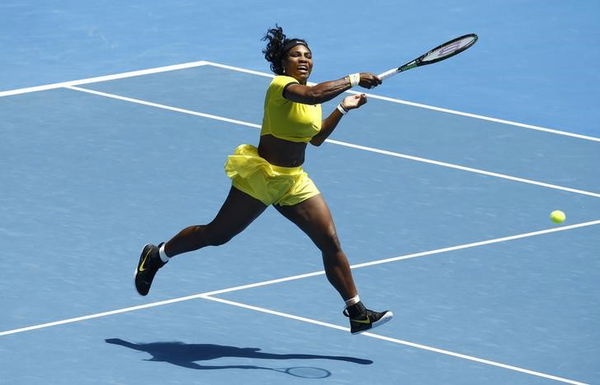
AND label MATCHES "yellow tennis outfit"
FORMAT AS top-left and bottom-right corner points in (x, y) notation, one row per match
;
(260, 75), (322, 142)
(224, 76), (322, 206)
